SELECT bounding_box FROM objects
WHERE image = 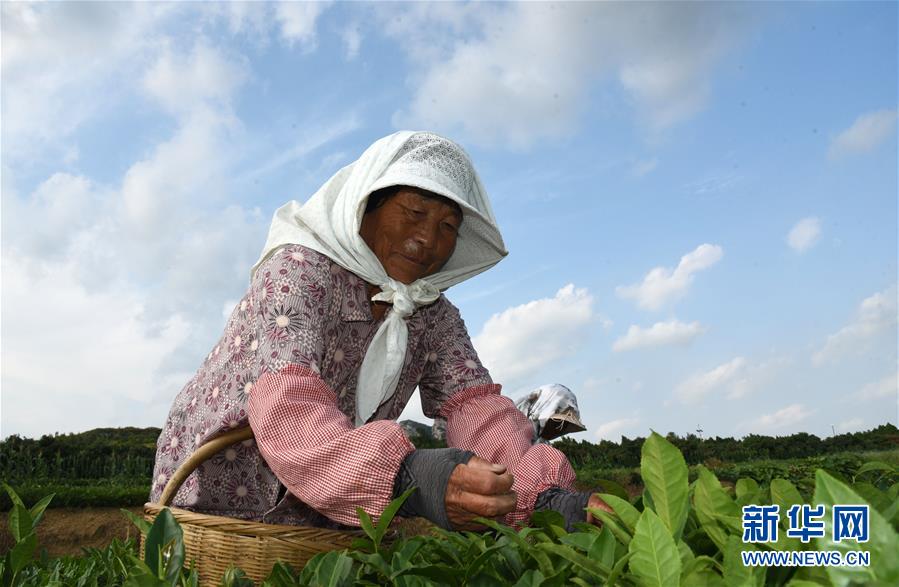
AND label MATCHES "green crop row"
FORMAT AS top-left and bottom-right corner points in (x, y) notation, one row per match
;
(0, 481), (149, 510)
(574, 450), (898, 499)
(3, 435), (898, 586)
